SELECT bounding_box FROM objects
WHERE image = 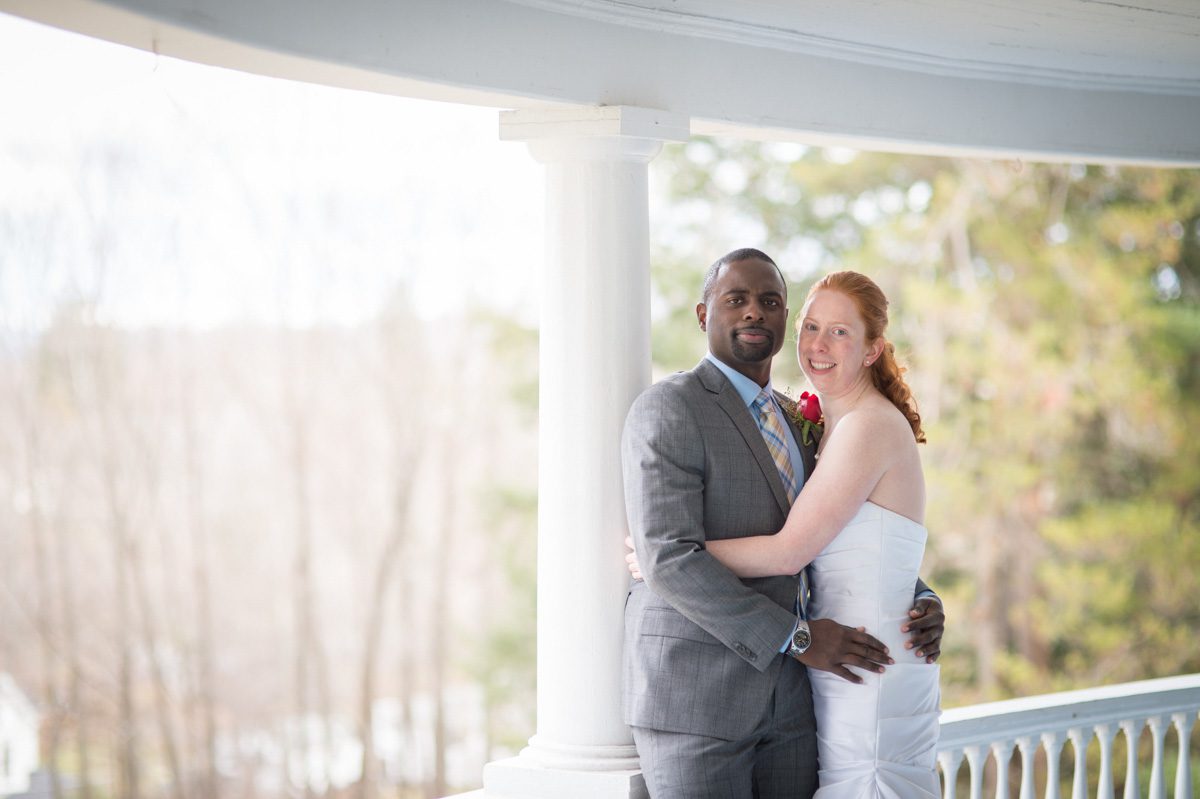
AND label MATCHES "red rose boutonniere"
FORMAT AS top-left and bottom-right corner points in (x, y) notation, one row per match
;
(795, 391), (824, 446)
